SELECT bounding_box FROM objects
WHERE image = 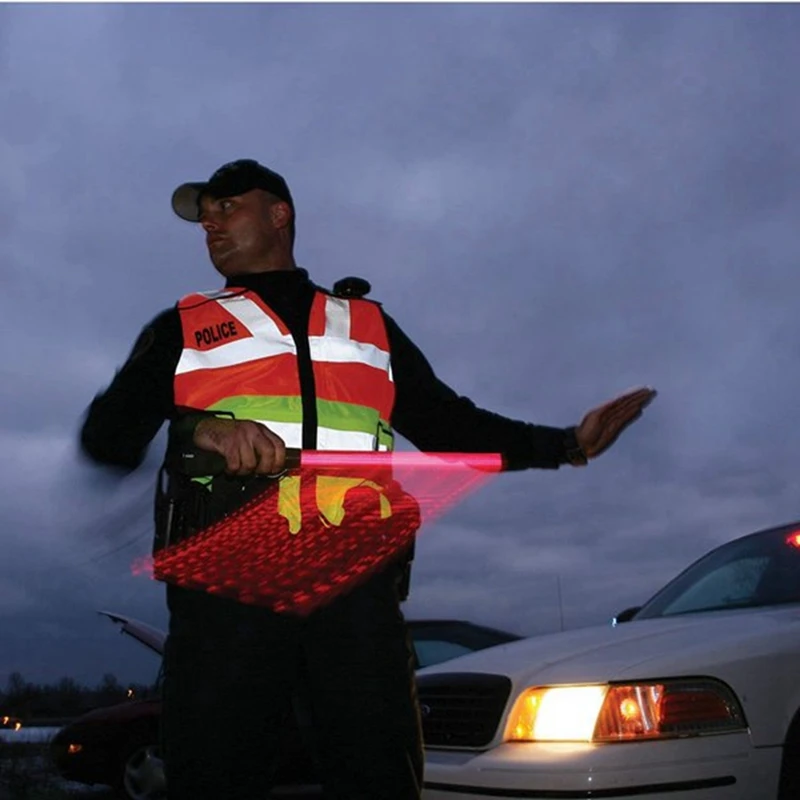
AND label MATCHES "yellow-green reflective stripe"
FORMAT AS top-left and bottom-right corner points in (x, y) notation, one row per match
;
(207, 396), (303, 422)
(317, 399), (380, 434)
(206, 395), (389, 438)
